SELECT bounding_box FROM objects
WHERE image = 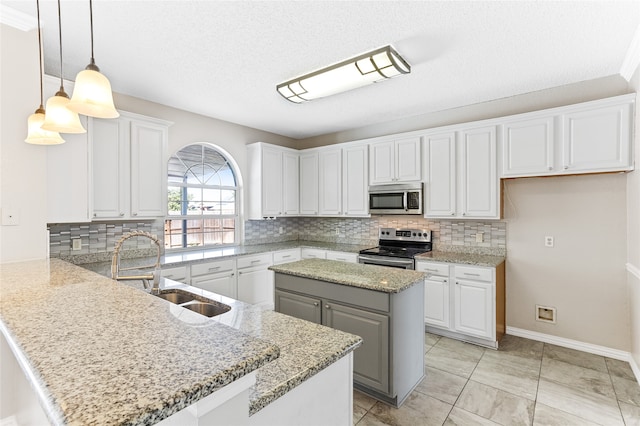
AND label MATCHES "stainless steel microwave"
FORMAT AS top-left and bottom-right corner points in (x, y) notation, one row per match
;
(369, 183), (423, 215)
